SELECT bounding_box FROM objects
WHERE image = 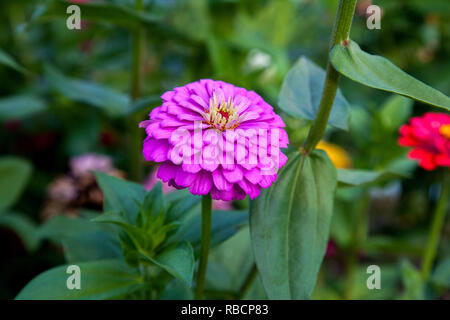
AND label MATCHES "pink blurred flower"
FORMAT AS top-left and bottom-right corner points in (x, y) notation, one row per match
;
(399, 112), (450, 170)
(140, 80), (288, 201)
